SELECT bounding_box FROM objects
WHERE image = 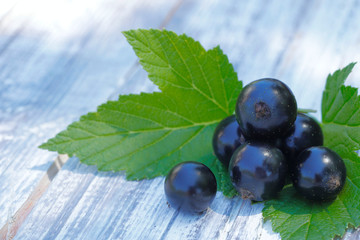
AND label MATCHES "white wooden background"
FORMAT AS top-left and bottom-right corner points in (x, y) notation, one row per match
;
(1, 0), (360, 239)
